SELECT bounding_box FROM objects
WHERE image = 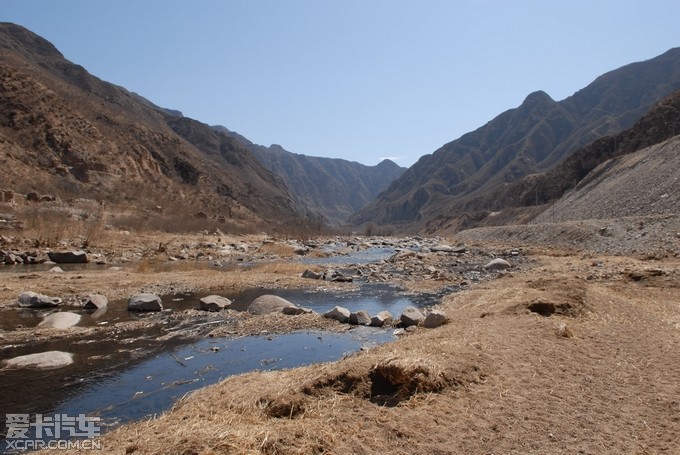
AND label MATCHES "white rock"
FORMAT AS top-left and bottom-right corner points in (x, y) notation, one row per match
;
(3, 351), (74, 369)
(38, 312), (81, 329)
